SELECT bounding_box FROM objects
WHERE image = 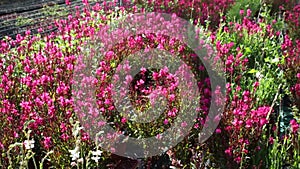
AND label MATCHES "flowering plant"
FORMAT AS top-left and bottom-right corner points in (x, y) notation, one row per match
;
(0, 0), (299, 168)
